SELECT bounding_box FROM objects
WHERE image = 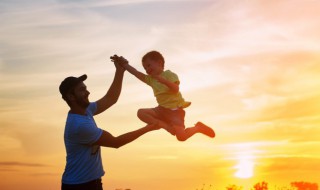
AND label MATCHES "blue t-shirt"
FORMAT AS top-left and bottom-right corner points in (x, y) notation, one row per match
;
(62, 102), (104, 184)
